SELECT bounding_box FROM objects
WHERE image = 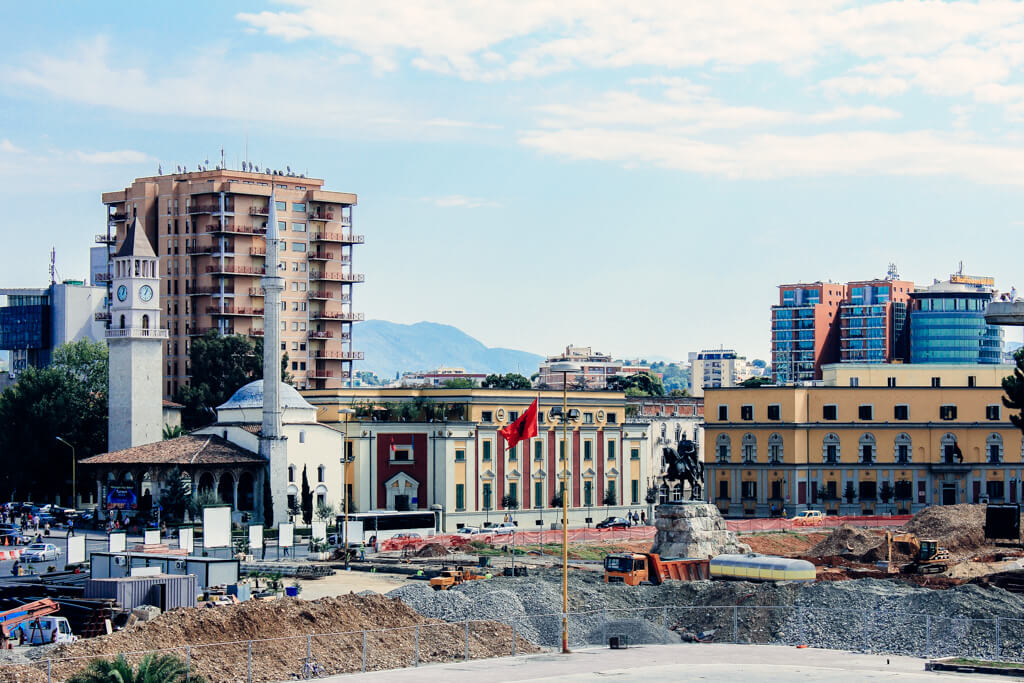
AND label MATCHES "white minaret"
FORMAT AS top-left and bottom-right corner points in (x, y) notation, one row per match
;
(107, 217), (167, 450)
(260, 184), (289, 523)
